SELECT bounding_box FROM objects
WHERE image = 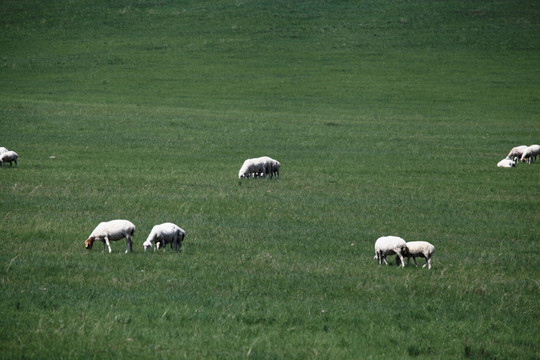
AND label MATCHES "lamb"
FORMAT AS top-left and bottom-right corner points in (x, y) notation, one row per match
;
(520, 144), (540, 164)
(506, 145), (528, 162)
(402, 241), (435, 269)
(497, 158), (516, 168)
(0, 151), (18, 167)
(143, 222), (185, 252)
(85, 219), (136, 253)
(373, 236), (407, 268)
